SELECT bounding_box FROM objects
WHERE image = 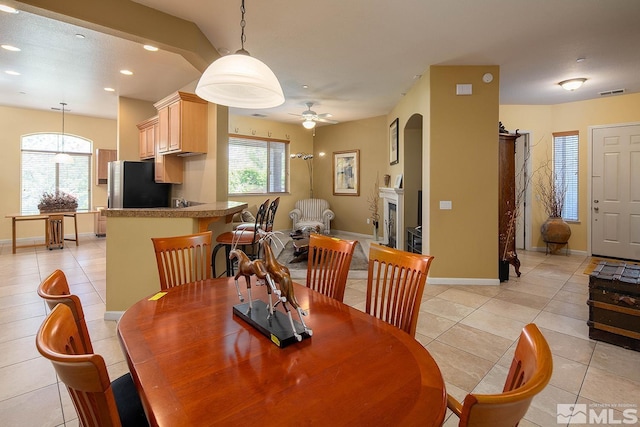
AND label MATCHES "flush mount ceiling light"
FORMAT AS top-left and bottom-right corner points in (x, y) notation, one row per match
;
(54, 103), (74, 164)
(195, 0), (284, 109)
(559, 78), (587, 91)
(143, 44), (158, 52)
